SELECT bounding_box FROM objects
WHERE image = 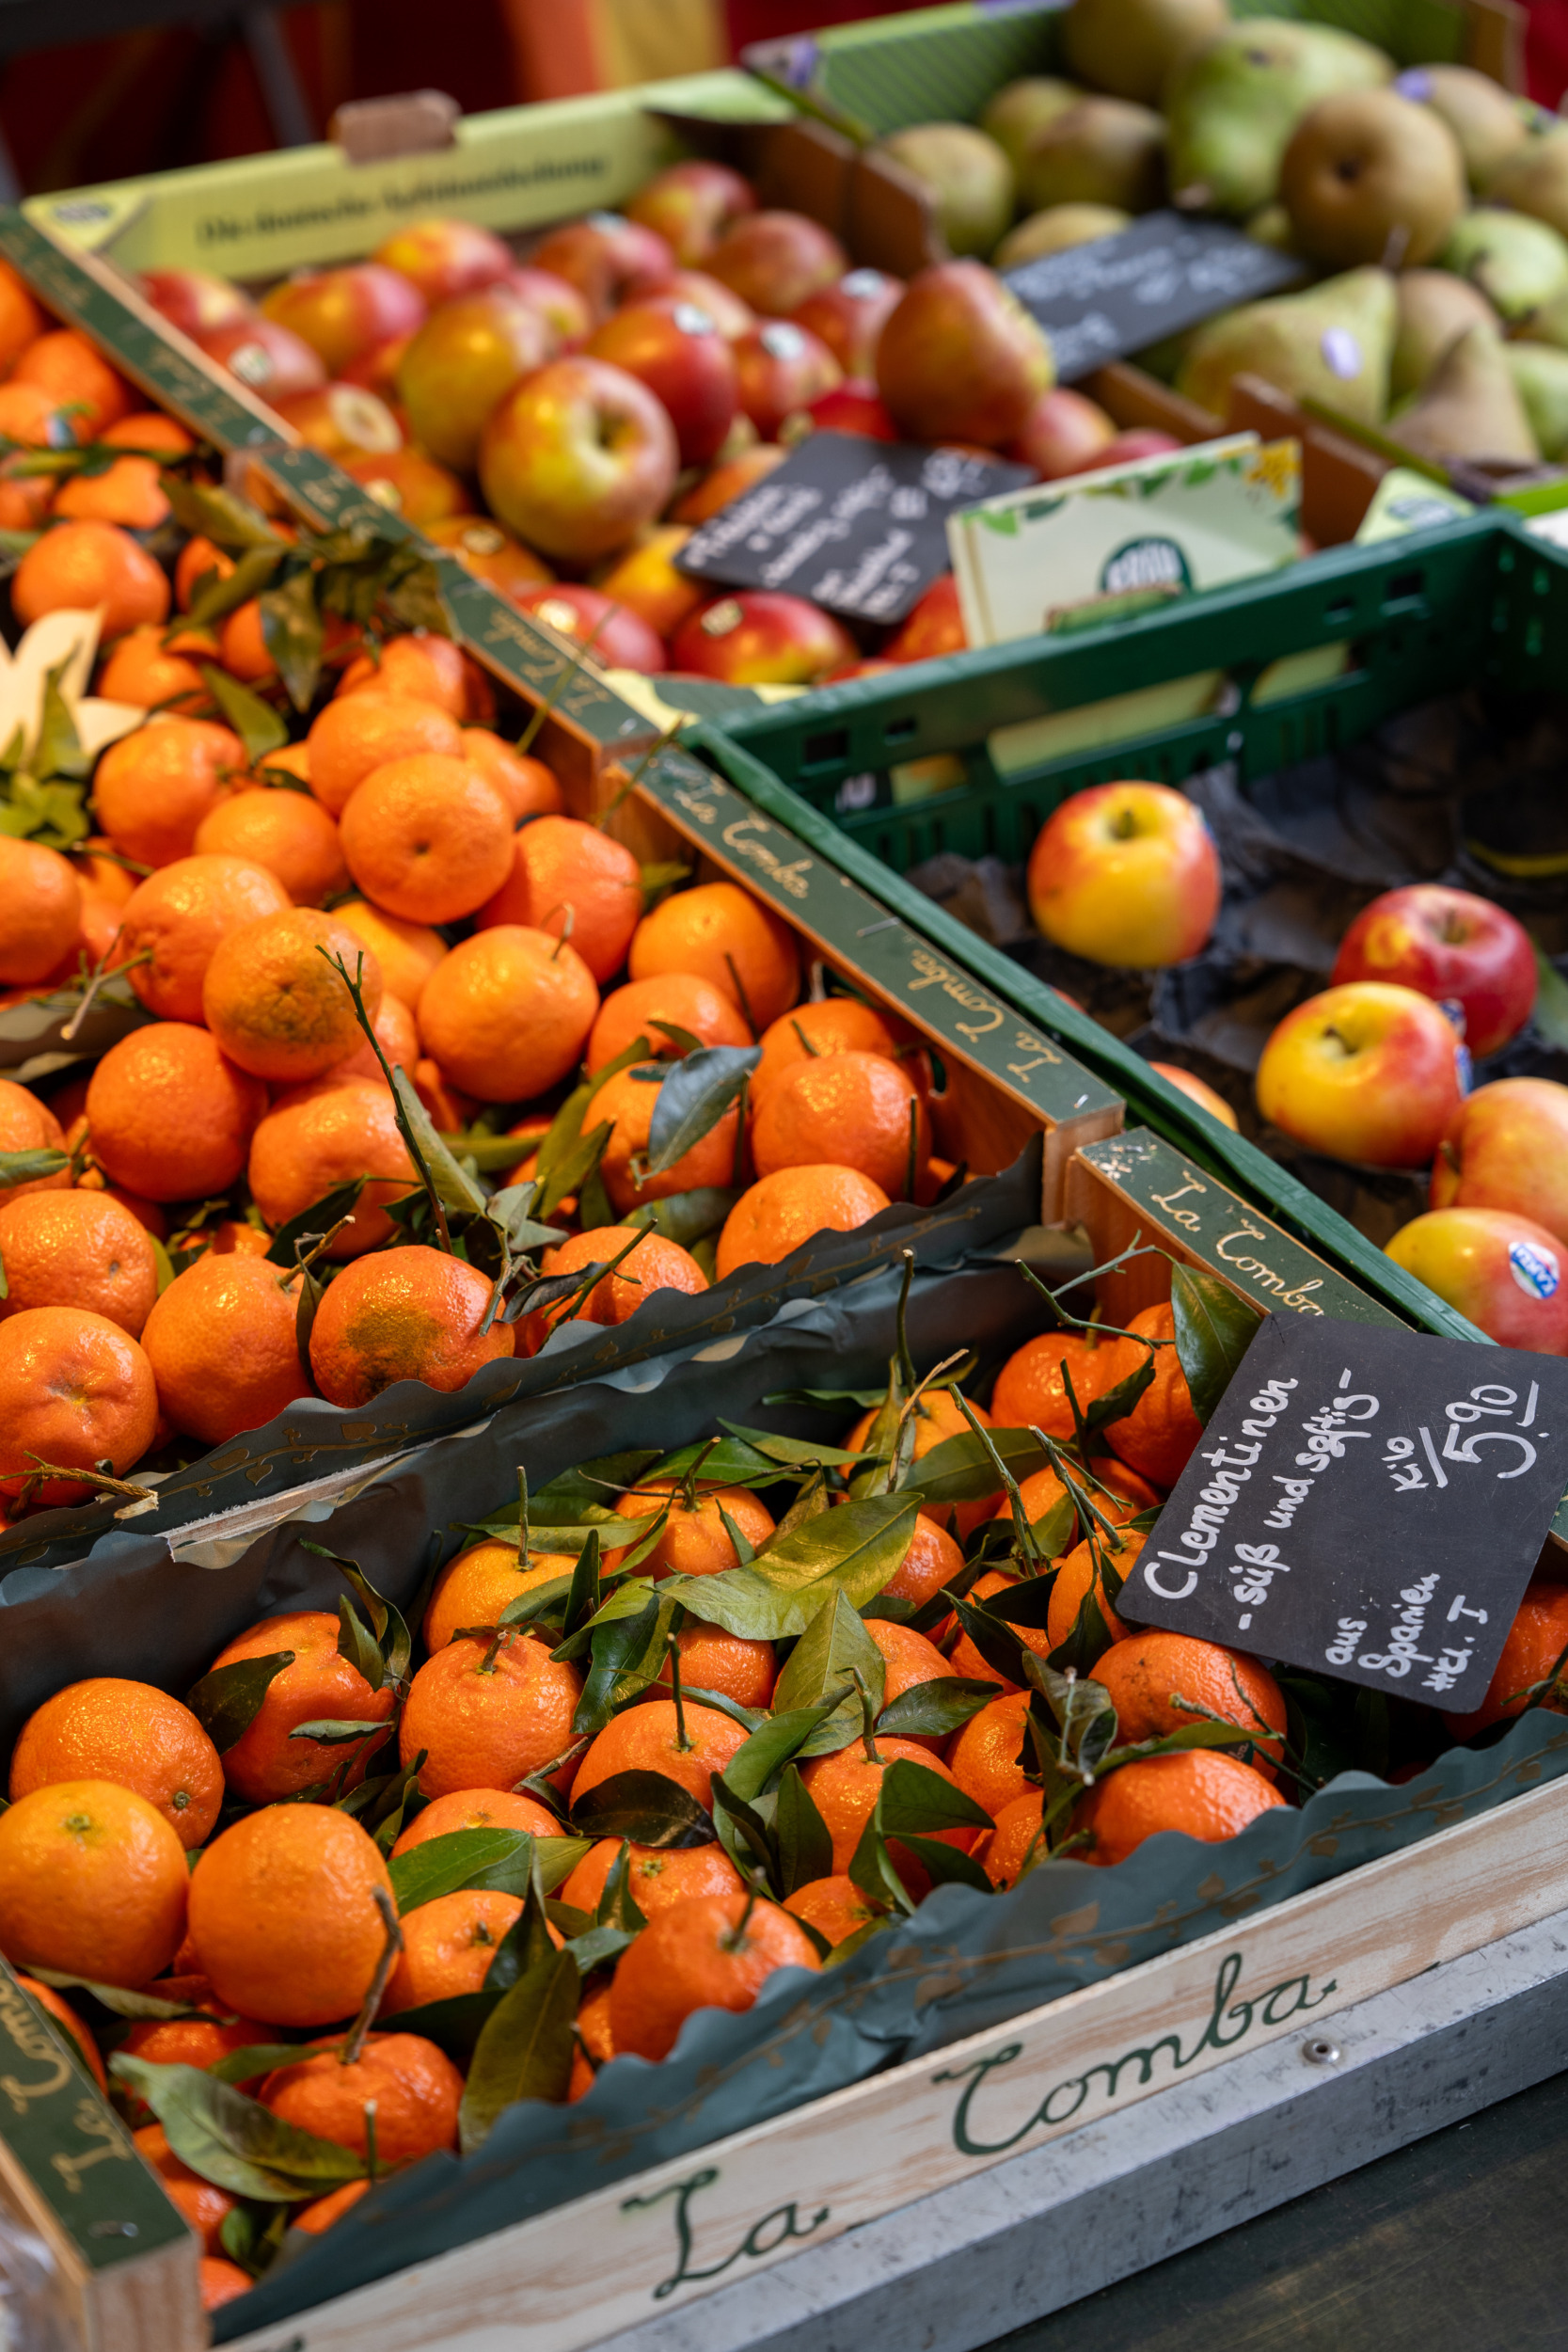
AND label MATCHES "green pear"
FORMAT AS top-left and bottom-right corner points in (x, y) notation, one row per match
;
(1504, 341), (1568, 458)
(1279, 88), (1465, 268)
(1395, 322), (1539, 464)
(1391, 268), (1498, 398)
(1243, 202), (1297, 249)
(993, 201), (1132, 268)
(875, 123), (1016, 258)
(1061, 0), (1228, 108)
(1176, 265), (1396, 424)
(1517, 279), (1568, 351)
(1392, 64), (1536, 188)
(1164, 18), (1393, 217)
(1483, 124), (1568, 241)
(1439, 206), (1568, 323)
(1019, 97), (1166, 214)
(978, 78), (1084, 175)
